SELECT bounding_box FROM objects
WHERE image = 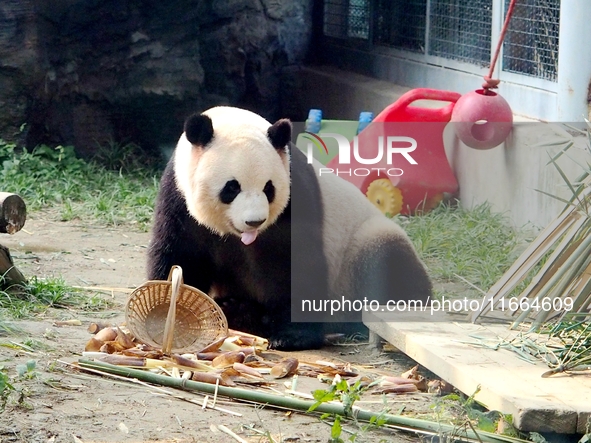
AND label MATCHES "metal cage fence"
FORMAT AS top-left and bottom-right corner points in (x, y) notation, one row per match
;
(502, 0), (560, 81)
(374, 0), (427, 53)
(323, 0), (370, 39)
(428, 0), (492, 66)
(322, 0), (560, 81)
